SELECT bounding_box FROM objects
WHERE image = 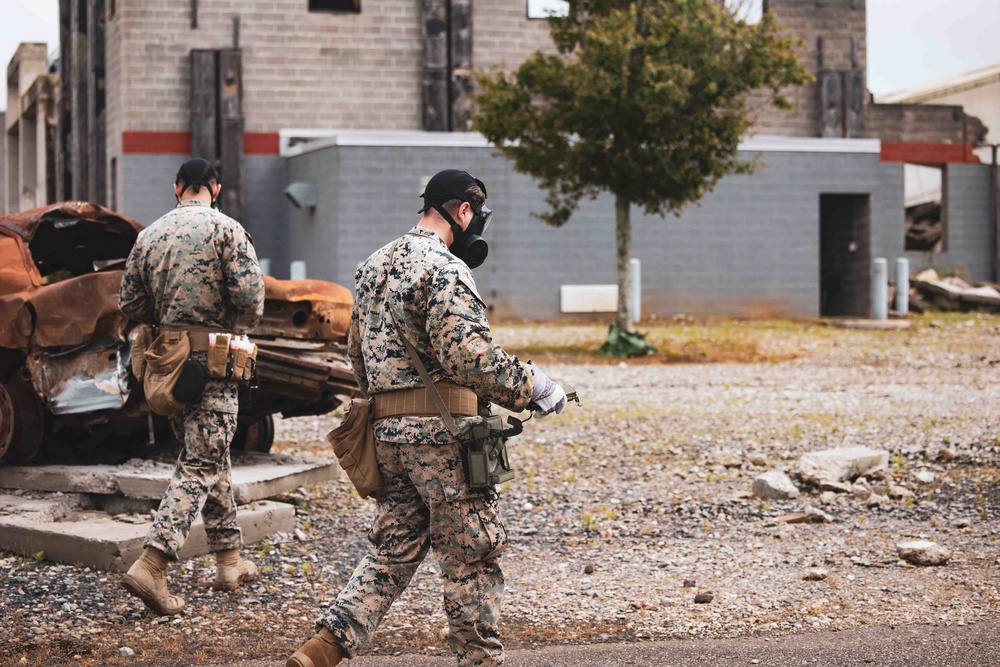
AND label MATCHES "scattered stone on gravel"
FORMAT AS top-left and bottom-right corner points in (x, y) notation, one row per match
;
(118, 647), (135, 658)
(752, 471), (800, 500)
(885, 484), (915, 500)
(770, 507), (833, 525)
(818, 480), (853, 494)
(866, 493), (889, 507)
(897, 540), (951, 566)
(748, 454), (769, 468)
(914, 471), (937, 484)
(5, 317), (1000, 666)
(682, 579), (696, 588)
(796, 447), (890, 486)
(584, 564), (595, 575)
(937, 447), (955, 462)
(803, 568), (828, 581)
(694, 593), (714, 604)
